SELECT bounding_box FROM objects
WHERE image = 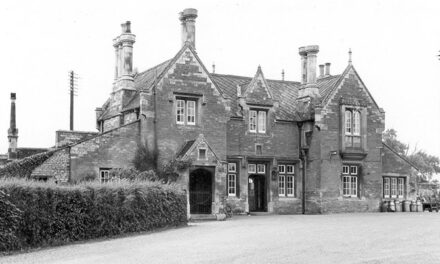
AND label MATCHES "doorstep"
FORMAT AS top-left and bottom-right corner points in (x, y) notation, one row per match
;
(189, 214), (217, 221)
